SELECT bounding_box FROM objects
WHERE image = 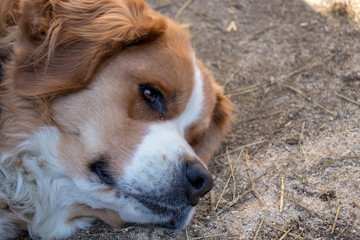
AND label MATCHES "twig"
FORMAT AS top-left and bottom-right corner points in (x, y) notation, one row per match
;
(190, 233), (240, 239)
(215, 189), (253, 216)
(214, 176), (231, 211)
(284, 85), (338, 117)
(238, 111), (283, 124)
(299, 121), (305, 145)
(266, 223), (304, 239)
(210, 189), (215, 213)
(331, 206), (341, 234)
(188, 7), (225, 33)
(215, 166), (275, 216)
(245, 148), (254, 187)
(242, 26), (277, 42)
(215, 140), (268, 160)
(316, 155), (359, 170)
(227, 83), (262, 97)
(251, 189), (263, 205)
(245, 148), (264, 205)
(253, 210), (268, 240)
(278, 228), (292, 240)
(185, 228), (190, 240)
(226, 149), (237, 201)
(229, 52), (338, 97)
(291, 169), (304, 181)
(336, 92), (360, 106)
(175, 0), (192, 19)
(214, 150), (243, 210)
(285, 120), (293, 126)
(284, 195), (324, 220)
(299, 121), (308, 161)
(280, 177), (284, 212)
(334, 222), (351, 240)
(275, 52), (338, 85)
